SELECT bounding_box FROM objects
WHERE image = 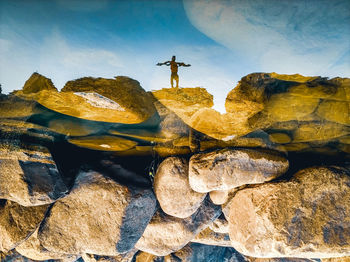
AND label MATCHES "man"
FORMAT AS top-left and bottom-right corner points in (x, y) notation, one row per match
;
(157, 56), (191, 88)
